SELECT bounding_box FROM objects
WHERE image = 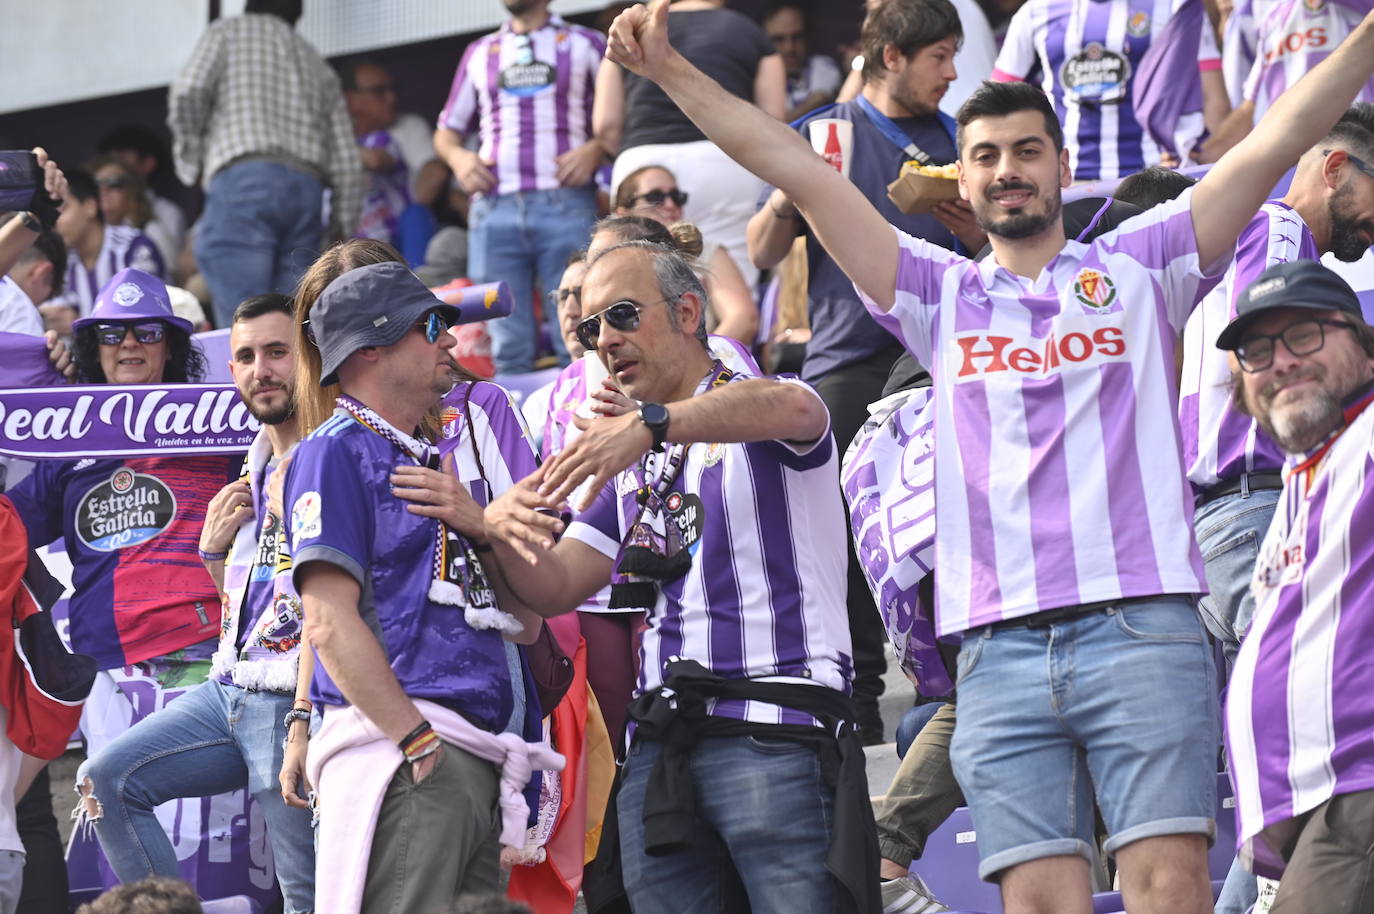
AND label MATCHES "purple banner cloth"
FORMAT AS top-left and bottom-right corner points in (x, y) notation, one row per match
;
(0, 384), (258, 459)
(0, 331), (67, 387)
(1132, 0), (1206, 160)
